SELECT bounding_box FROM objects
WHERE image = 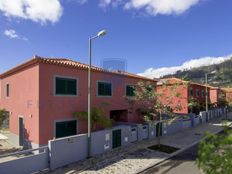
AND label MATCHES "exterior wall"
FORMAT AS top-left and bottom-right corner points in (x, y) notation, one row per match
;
(188, 84), (209, 113)
(49, 125), (131, 170)
(0, 147), (49, 174)
(0, 64), (39, 146)
(39, 63), (155, 145)
(156, 84), (188, 114)
(210, 89), (218, 105)
(188, 84), (207, 103)
(156, 82), (209, 114)
(225, 91), (232, 105)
